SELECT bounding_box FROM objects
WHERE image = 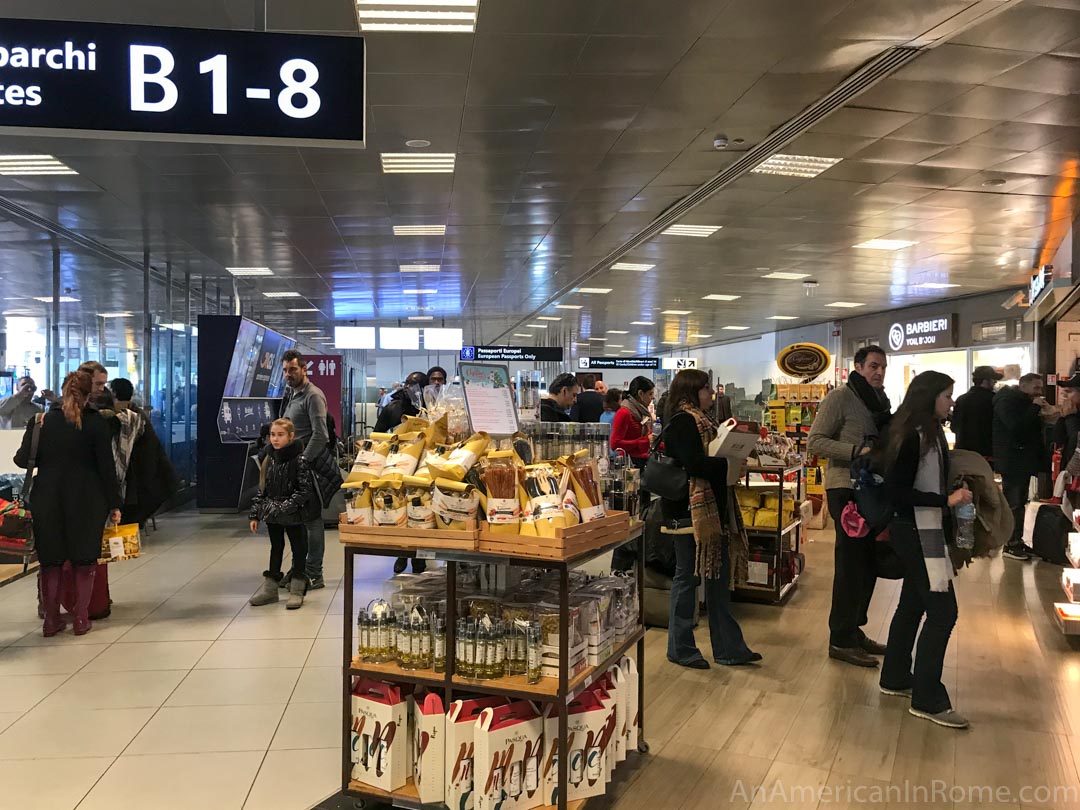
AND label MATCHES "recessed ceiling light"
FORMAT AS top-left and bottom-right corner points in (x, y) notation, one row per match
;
(262, 291), (302, 298)
(405, 139), (432, 148)
(356, 0), (479, 33)
(393, 225), (446, 236)
(662, 309), (692, 315)
(226, 266), (273, 277)
(915, 282), (960, 289)
(612, 262), (655, 272)
(767, 315), (798, 321)
(751, 153), (841, 178)
(620, 350), (636, 354)
(722, 326), (750, 331)
(852, 239), (917, 250)
(576, 287), (612, 294)
(762, 272), (810, 280)
(32, 296), (78, 303)
(399, 264), (440, 273)
(0, 155), (77, 176)
(513, 333), (533, 338)
(298, 329), (322, 334)
(288, 308), (320, 312)
(702, 294), (740, 301)
(381, 153), (456, 173)
(527, 323), (548, 329)
(402, 288), (437, 295)
(607, 344), (625, 348)
(631, 321), (655, 326)
(555, 304), (583, 310)
(606, 330), (629, 334)
(982, 177), (1007, 187)
(537, 316), (561, 321)
(826, 301), (865, 308)
(690, 334), (712, 339)
(98, 312), (132, 318)
(588, 337), (606, 342)
(661, 340), (680, 345)
(408, 316), (434, 321)
(662, 224), (721, 237)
